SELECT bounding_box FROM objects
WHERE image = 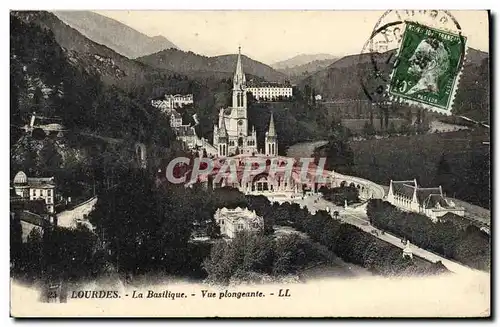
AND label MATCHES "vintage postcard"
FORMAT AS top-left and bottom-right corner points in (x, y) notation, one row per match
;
(9, 10), (490, 318)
